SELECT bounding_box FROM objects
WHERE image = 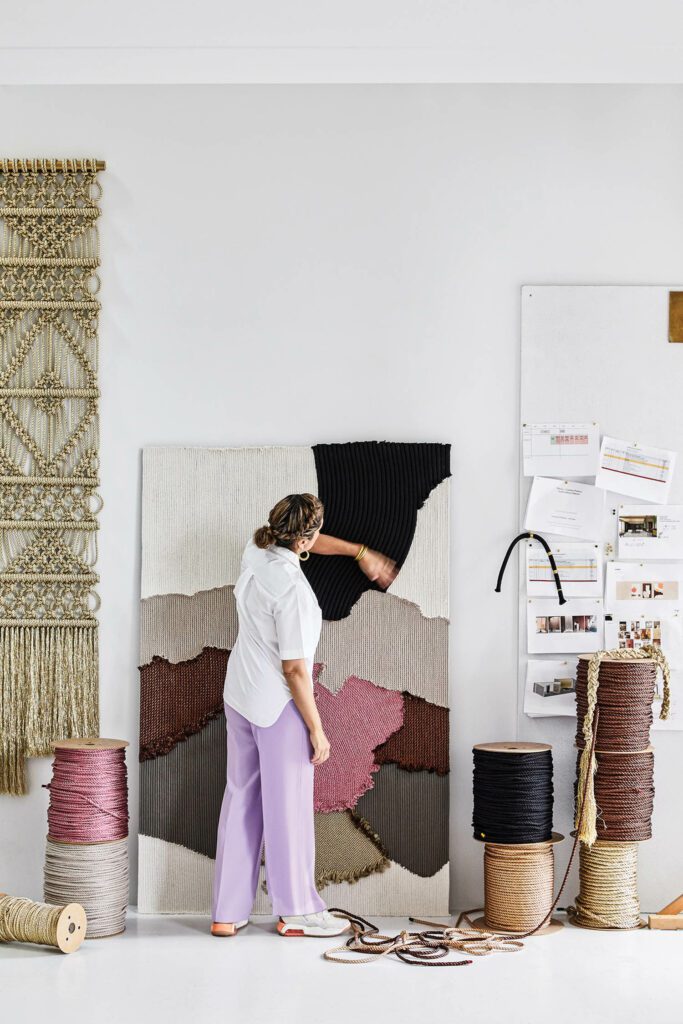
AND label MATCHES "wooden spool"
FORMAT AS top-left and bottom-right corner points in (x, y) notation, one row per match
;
(469, 914), (564, 937)
(0, 893), (87, 953)
(473, 741), (551, 754)
(52, 737), (129, 752)
(470, 835), (565, 936)
(472, 744), (560, 935)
